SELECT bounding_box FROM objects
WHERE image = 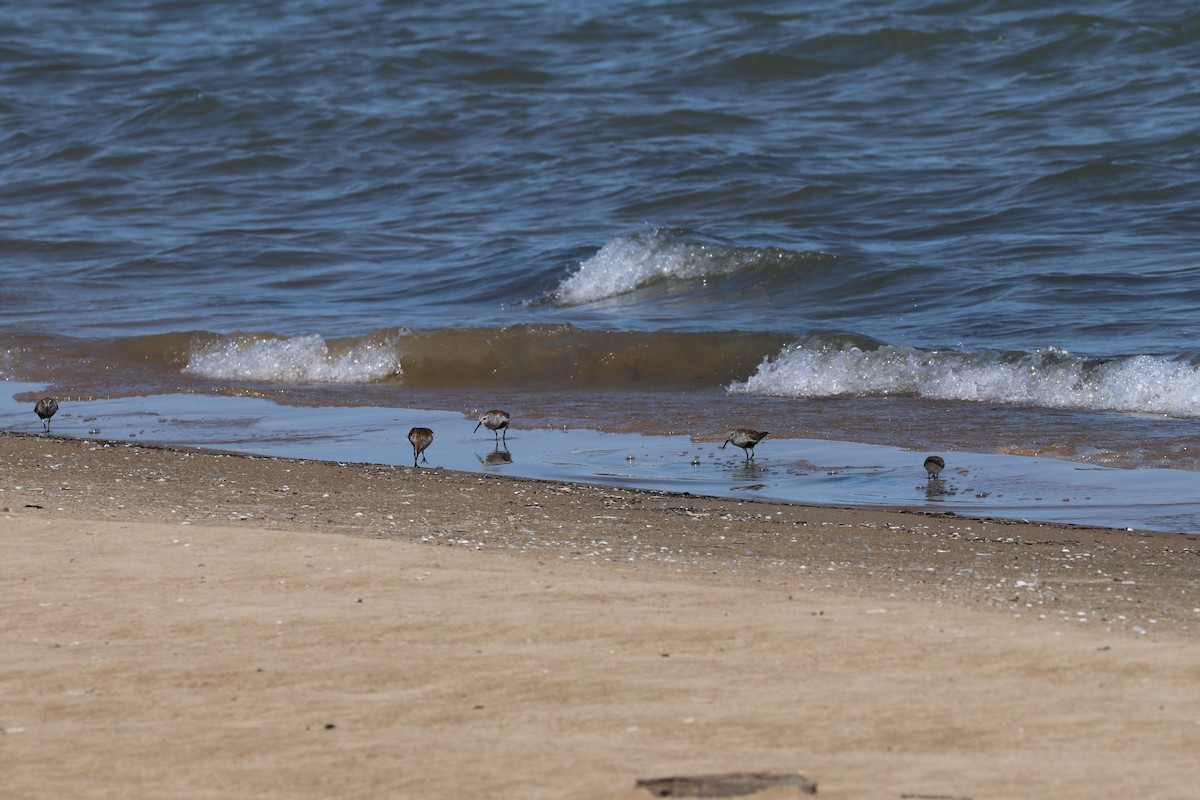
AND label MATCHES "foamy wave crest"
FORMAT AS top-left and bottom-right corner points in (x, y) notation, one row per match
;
(555, 228), (817, 305)
(729, 338), (1200, 417)
(183, 334), (401, 383)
